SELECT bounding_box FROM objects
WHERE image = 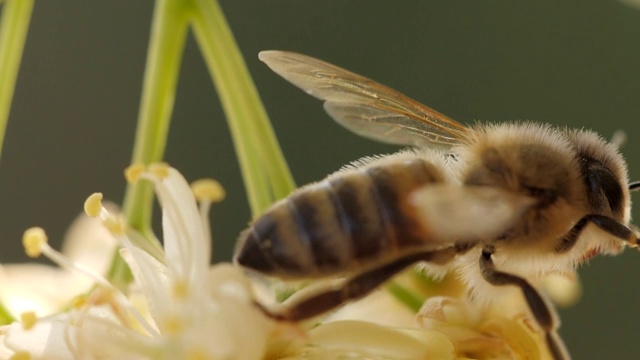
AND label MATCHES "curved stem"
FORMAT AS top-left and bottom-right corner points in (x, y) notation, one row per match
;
(0, 0), (33, 325)
(108, 0), (191, 285)
(0, 0), (34, 162)
(191, 0), (296, 217)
